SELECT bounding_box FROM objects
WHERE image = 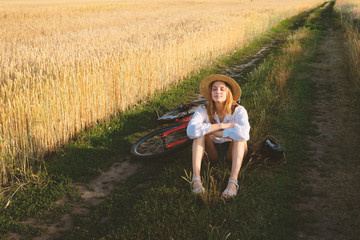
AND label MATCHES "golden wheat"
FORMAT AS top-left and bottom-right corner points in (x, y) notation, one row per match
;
(335, 0), (360, 85)
(0, 0), (324, 185)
